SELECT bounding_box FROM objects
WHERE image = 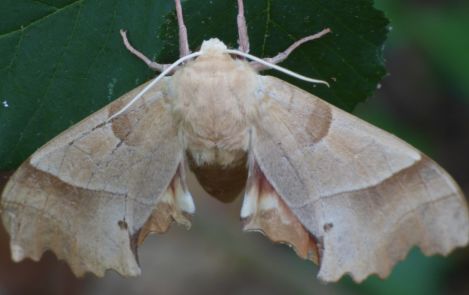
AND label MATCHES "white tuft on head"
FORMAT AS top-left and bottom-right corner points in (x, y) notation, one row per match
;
(200, 38), (228, 54)
(108, 36), (328, 121)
